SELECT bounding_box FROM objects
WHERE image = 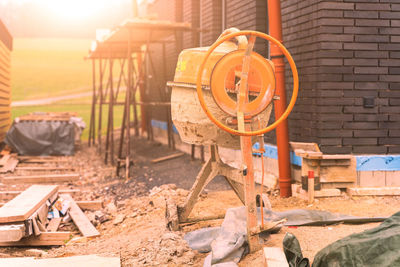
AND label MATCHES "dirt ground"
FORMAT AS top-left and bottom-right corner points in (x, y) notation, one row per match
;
(0, 136), (399, 266)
